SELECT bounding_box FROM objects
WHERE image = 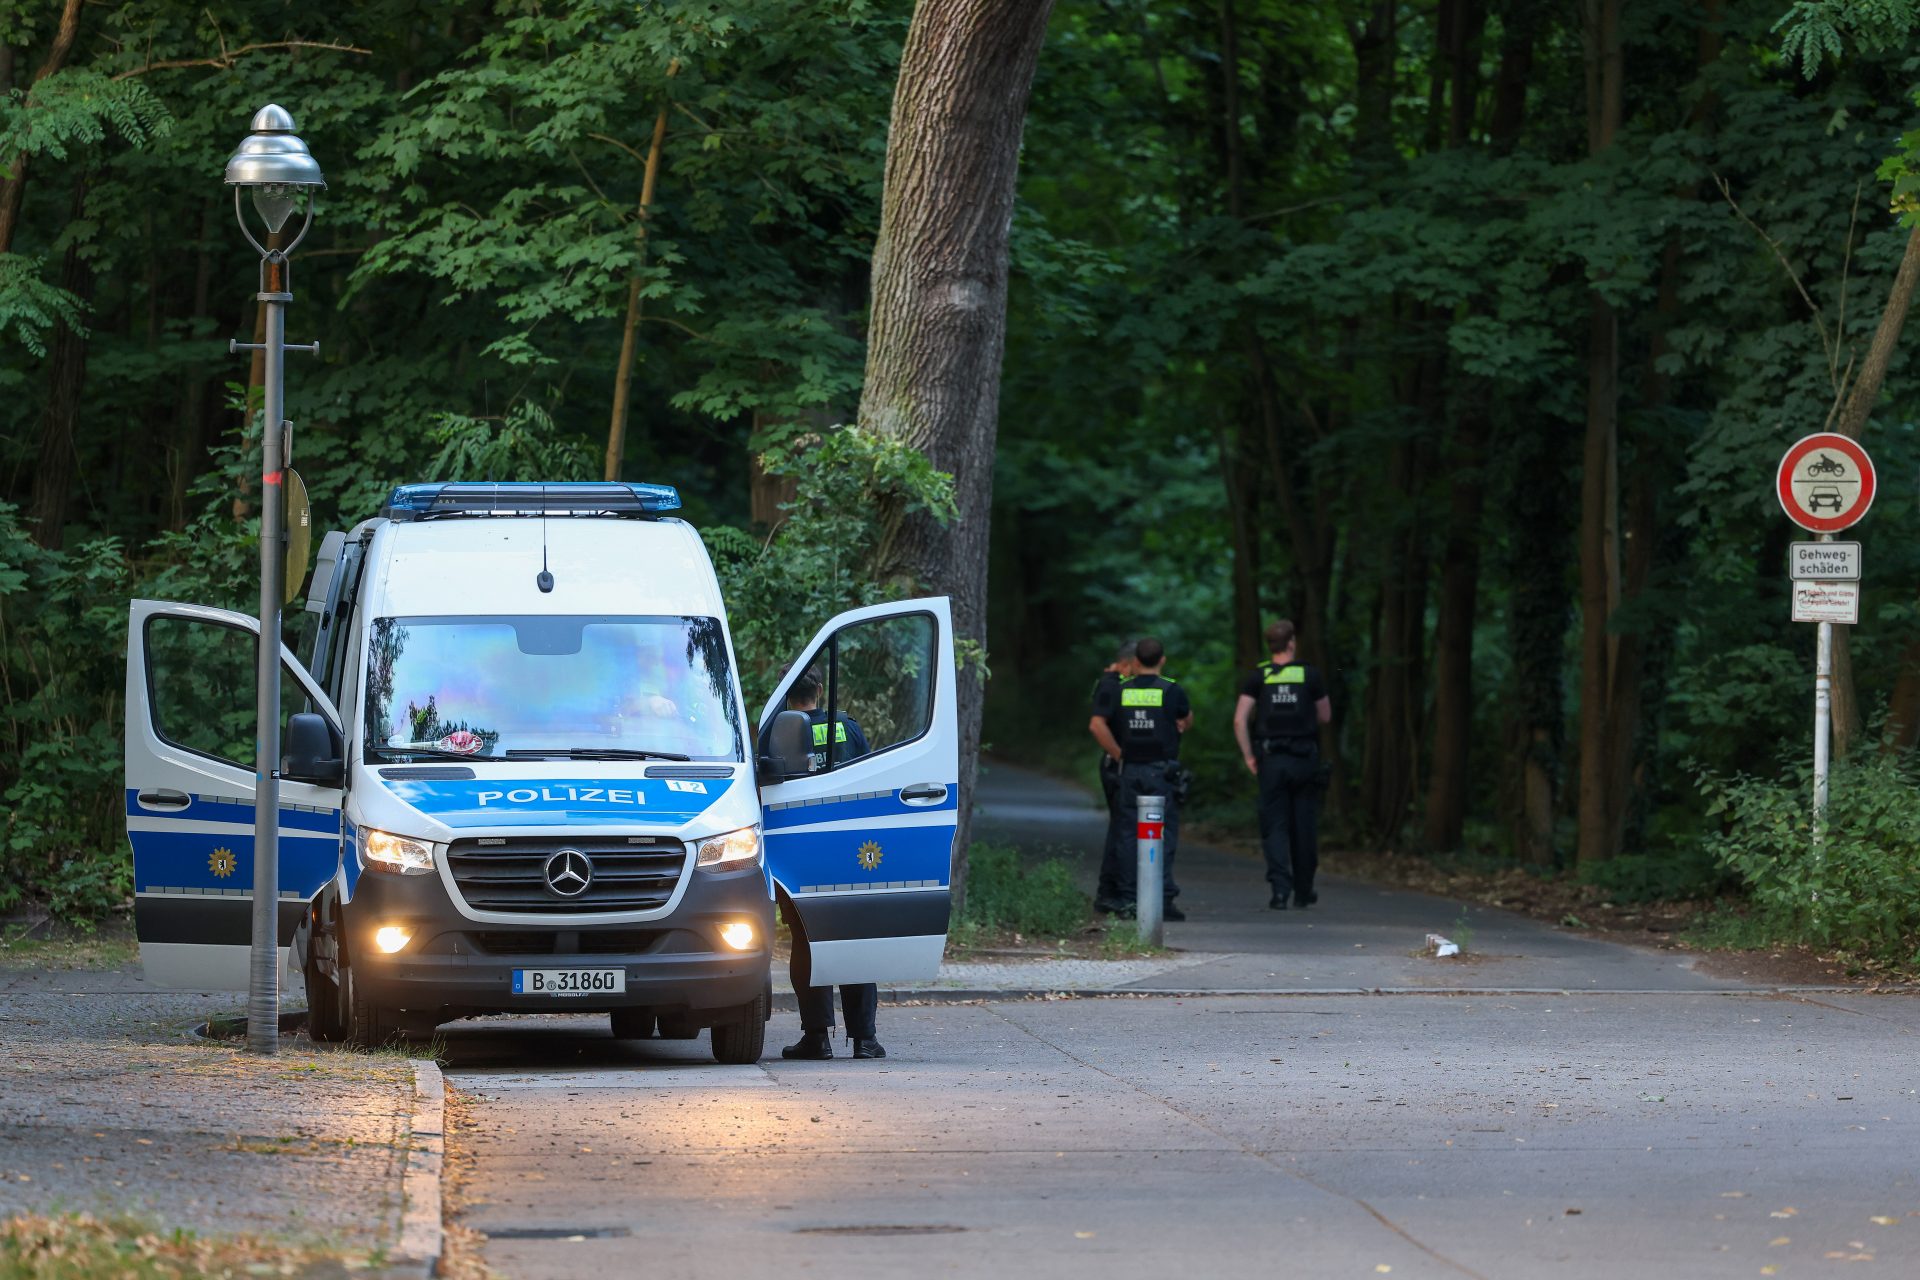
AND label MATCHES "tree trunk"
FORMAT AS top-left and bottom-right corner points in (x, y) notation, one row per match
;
(1828, 222), (1920, 755)
(604, 98), (672, 482)
(27, 182), (94, 549)
(860, 0), (1056, 913)
(1505, 418), (1573, 867)
(0, 0), (84, 257)
(1218, 427), (1263, 671)
(1423, 407), (1486, 851)
(1576, 0), (1622, 868)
